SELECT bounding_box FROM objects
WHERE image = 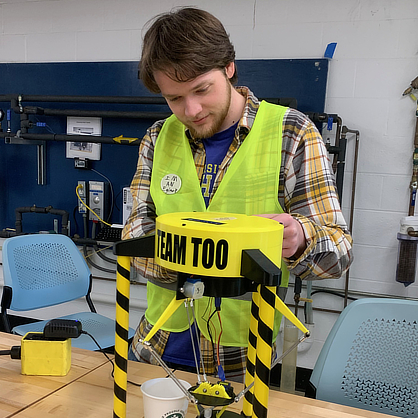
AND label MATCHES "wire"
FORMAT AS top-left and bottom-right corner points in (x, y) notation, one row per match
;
(83, 214), (88, 239)
(113, 188), (124, 212)
(0, 346), (21, 359)
(81, 331), (148, 388)
(75, 184), (112, 227)
(91, 168), (114, 223)
(185, 301), (201, 382)
(202, 298), (217, 367)
(72, 206), (80, 237)
(34, 117), (55, 134)
(310, 289), (357, 301)
(83, 244), (116, 274)
(83, 244), (113, 259)
(216, 311), (223, 367)
(91, 222), (117, 265)
(81, 330), (114, 375)
(127, 378), (142, 387)
(207, 307), (218, 369)
(191, 302), (207, 381)
(93, 245), (117, 264)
